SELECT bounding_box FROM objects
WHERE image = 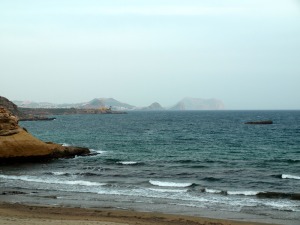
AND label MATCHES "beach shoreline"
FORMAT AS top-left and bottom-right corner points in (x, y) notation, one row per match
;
(1, 183), (298, 225)
(0, 202), (276, 225)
